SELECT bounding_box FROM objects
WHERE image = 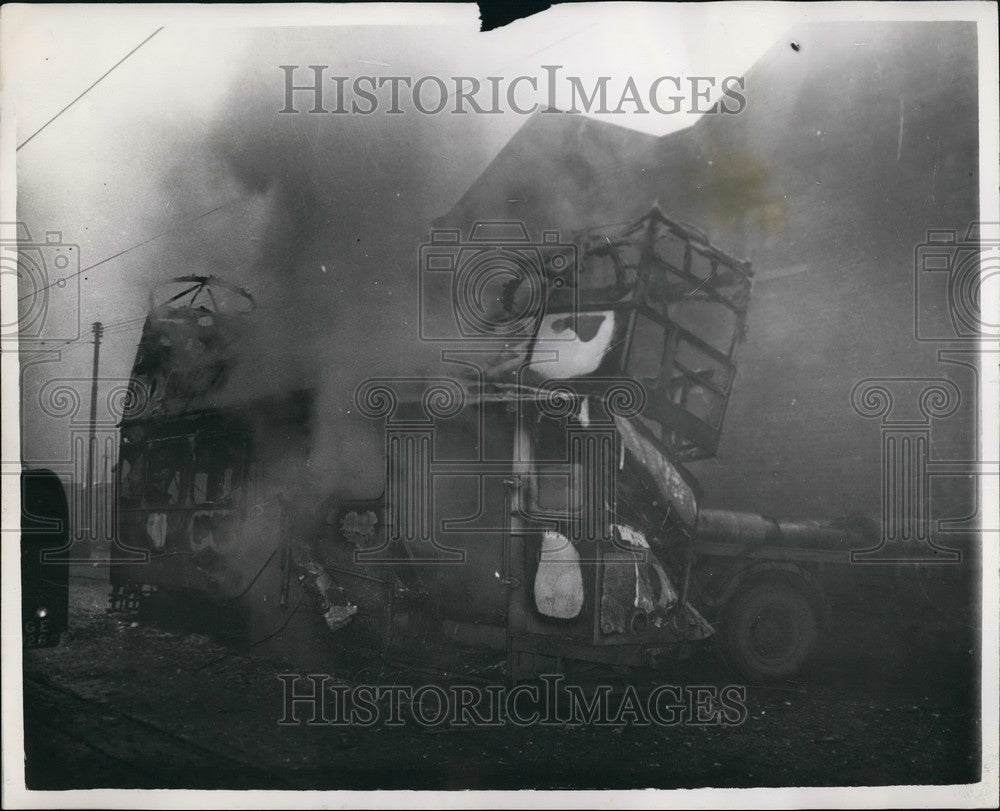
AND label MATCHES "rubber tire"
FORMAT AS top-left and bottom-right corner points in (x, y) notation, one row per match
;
(723, 581), (819, 682)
